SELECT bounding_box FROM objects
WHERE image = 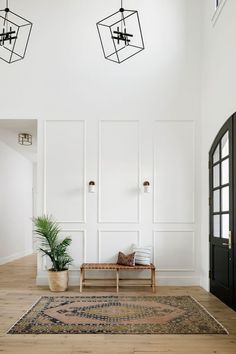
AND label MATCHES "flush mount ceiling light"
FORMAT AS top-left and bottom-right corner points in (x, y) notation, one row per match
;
(18, 133), (32, 146)
(0, 0), (32, 63)
(96, 0), (144, 64)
